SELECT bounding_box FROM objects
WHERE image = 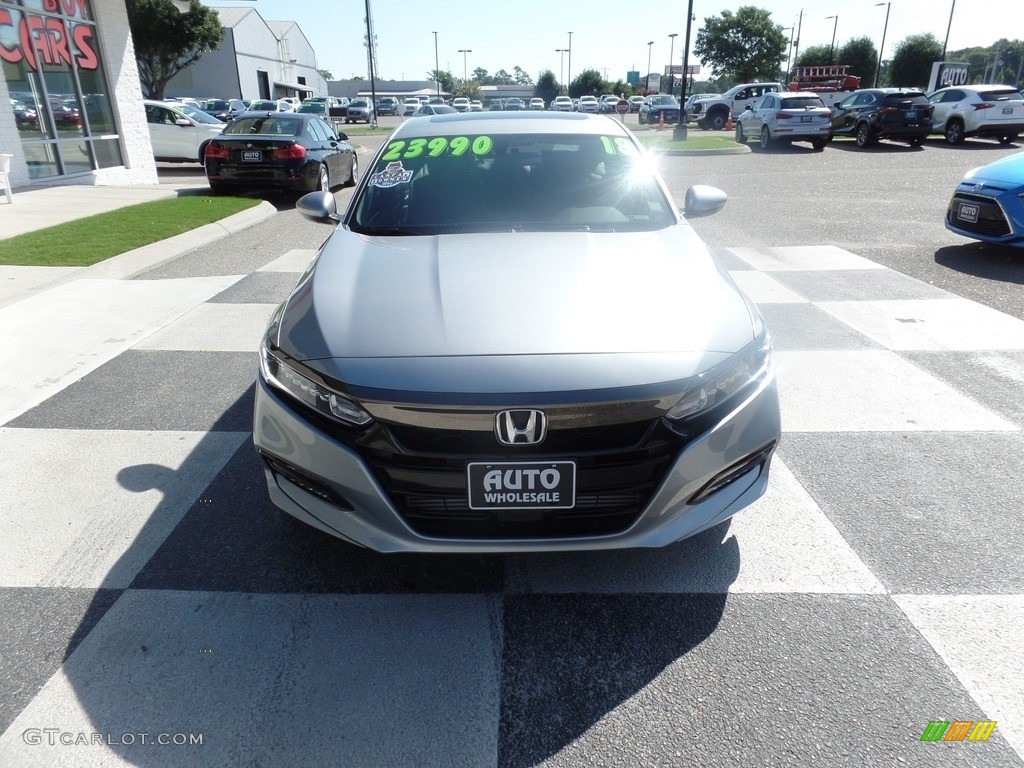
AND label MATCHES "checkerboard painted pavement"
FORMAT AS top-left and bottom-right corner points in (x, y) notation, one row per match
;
(1, 244), (1022, 767)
